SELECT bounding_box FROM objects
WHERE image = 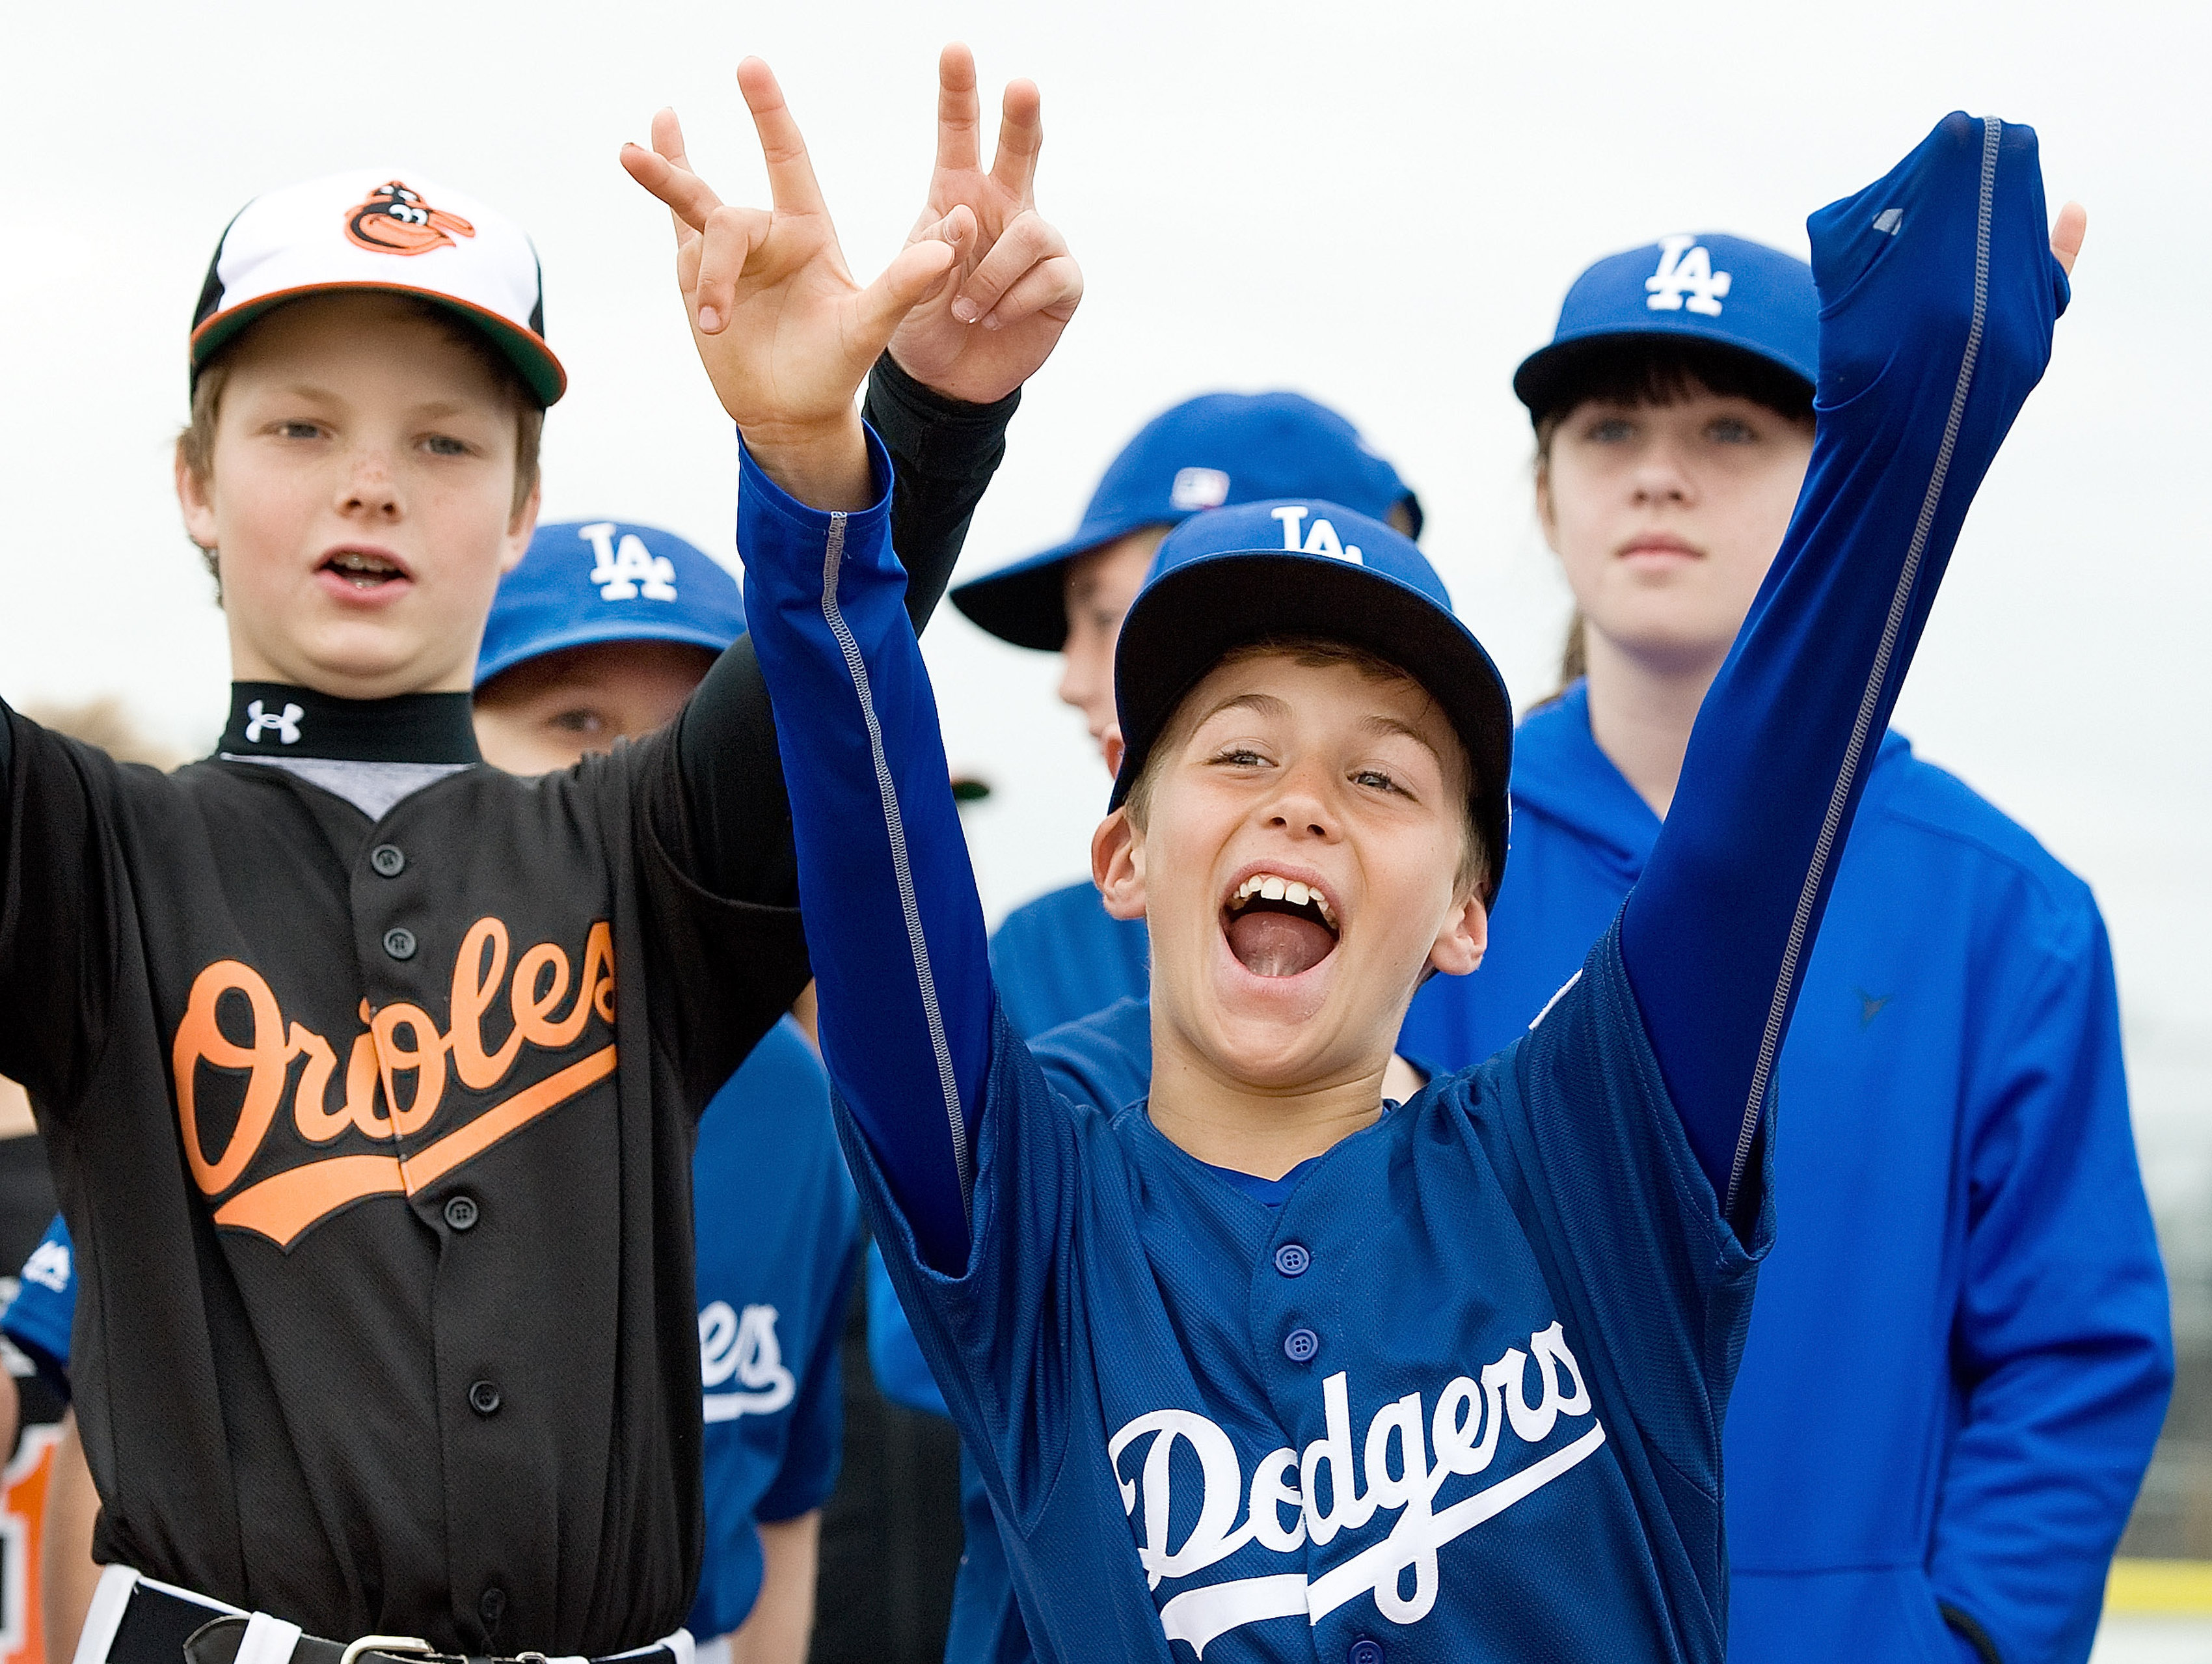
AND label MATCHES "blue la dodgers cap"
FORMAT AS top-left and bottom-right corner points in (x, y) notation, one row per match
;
(477, 519), (746, 687)
(1110, 500), (1513, 904)
(1512, 233), (1817, 416)
(950, 392), (1420, 653)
